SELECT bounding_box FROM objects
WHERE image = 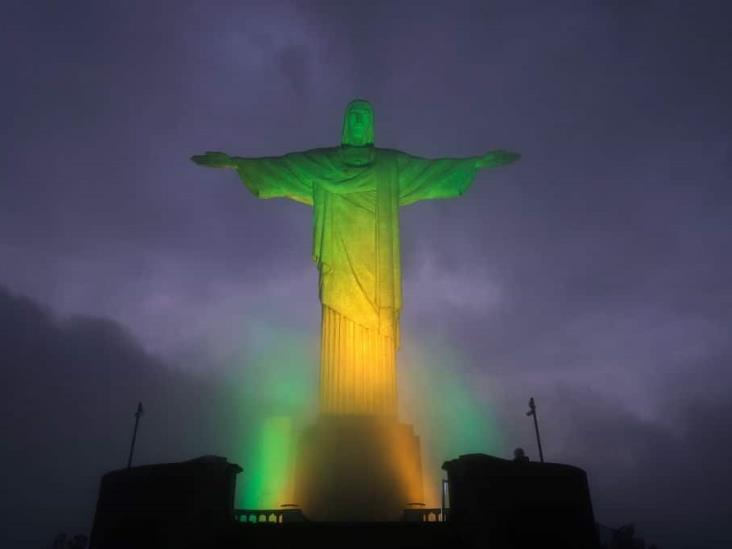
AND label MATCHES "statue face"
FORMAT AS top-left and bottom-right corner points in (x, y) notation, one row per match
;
(342, 99), (374, 146)
(347, 106), (371, 143)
